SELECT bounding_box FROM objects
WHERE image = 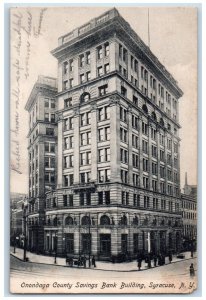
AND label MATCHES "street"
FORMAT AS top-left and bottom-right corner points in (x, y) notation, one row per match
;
(10, 255), (197, 294)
